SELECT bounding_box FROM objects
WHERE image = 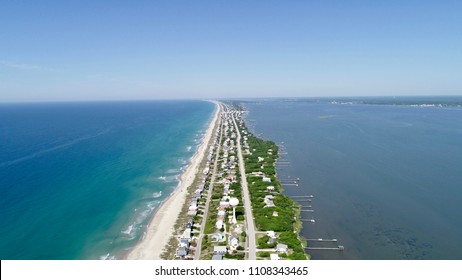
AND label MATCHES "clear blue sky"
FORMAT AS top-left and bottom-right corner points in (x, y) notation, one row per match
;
(1, 0), (461, 101)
